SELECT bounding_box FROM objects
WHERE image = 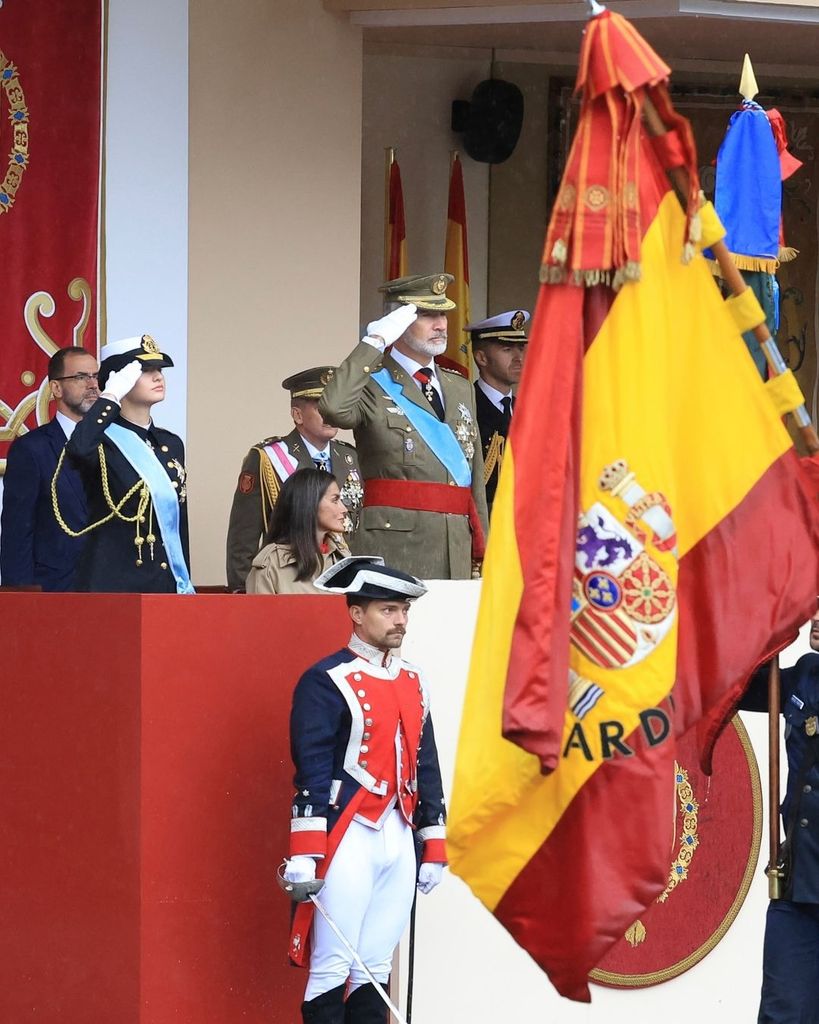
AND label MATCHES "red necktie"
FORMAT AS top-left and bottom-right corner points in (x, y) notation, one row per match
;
(413, 367), (445, 421)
